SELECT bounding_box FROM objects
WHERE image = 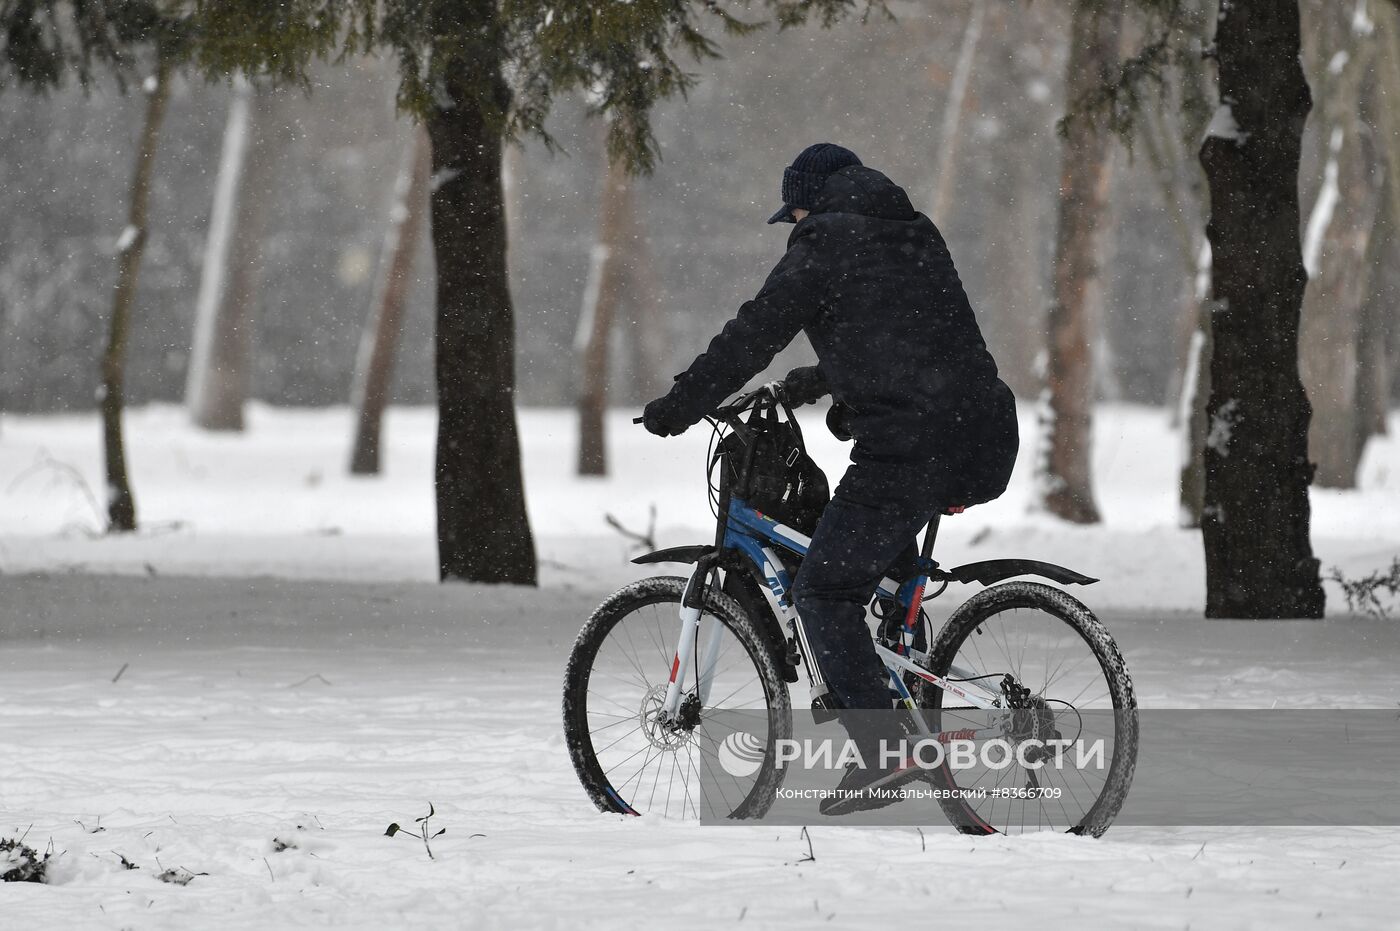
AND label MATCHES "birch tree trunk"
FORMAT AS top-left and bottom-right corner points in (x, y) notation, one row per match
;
(185, 79), (279, 432)
(349, 125), (431, 475)
(1199, 0), (1324, 618)
(101, 56), (171, 533)
(1035, 0), (1123, 524)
